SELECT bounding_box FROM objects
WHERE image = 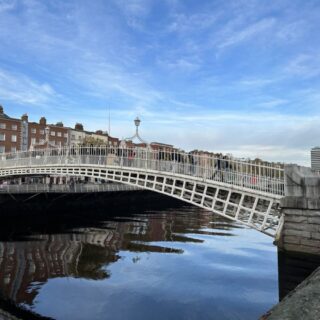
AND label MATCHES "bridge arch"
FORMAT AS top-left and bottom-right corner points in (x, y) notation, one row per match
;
(0, 146), (284, 237)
